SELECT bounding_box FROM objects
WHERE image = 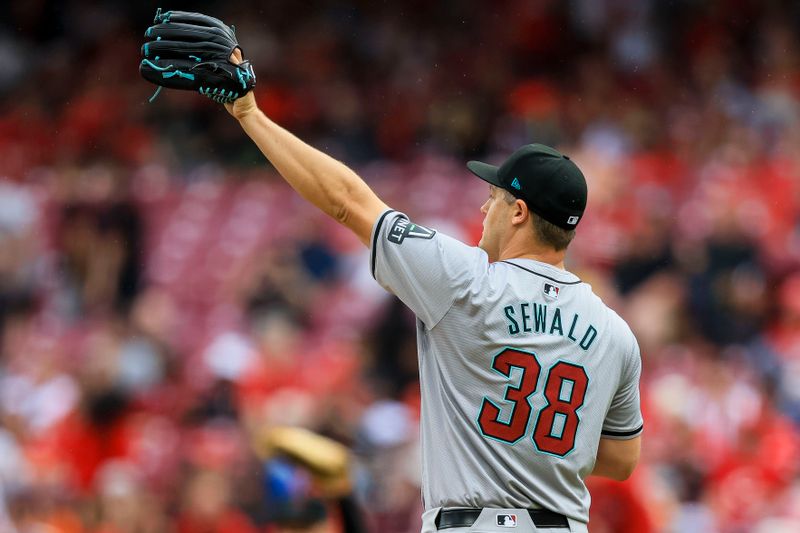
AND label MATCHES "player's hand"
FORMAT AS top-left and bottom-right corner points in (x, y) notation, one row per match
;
(224, 48), (258, 120)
